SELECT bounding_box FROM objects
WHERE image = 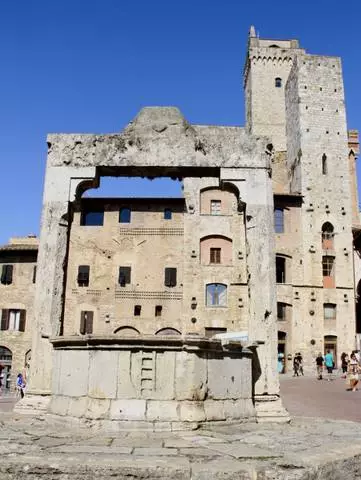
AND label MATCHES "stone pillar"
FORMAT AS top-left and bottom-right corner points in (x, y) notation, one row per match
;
(15, 164), (96, 413)
(220, 167), (289, 422)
